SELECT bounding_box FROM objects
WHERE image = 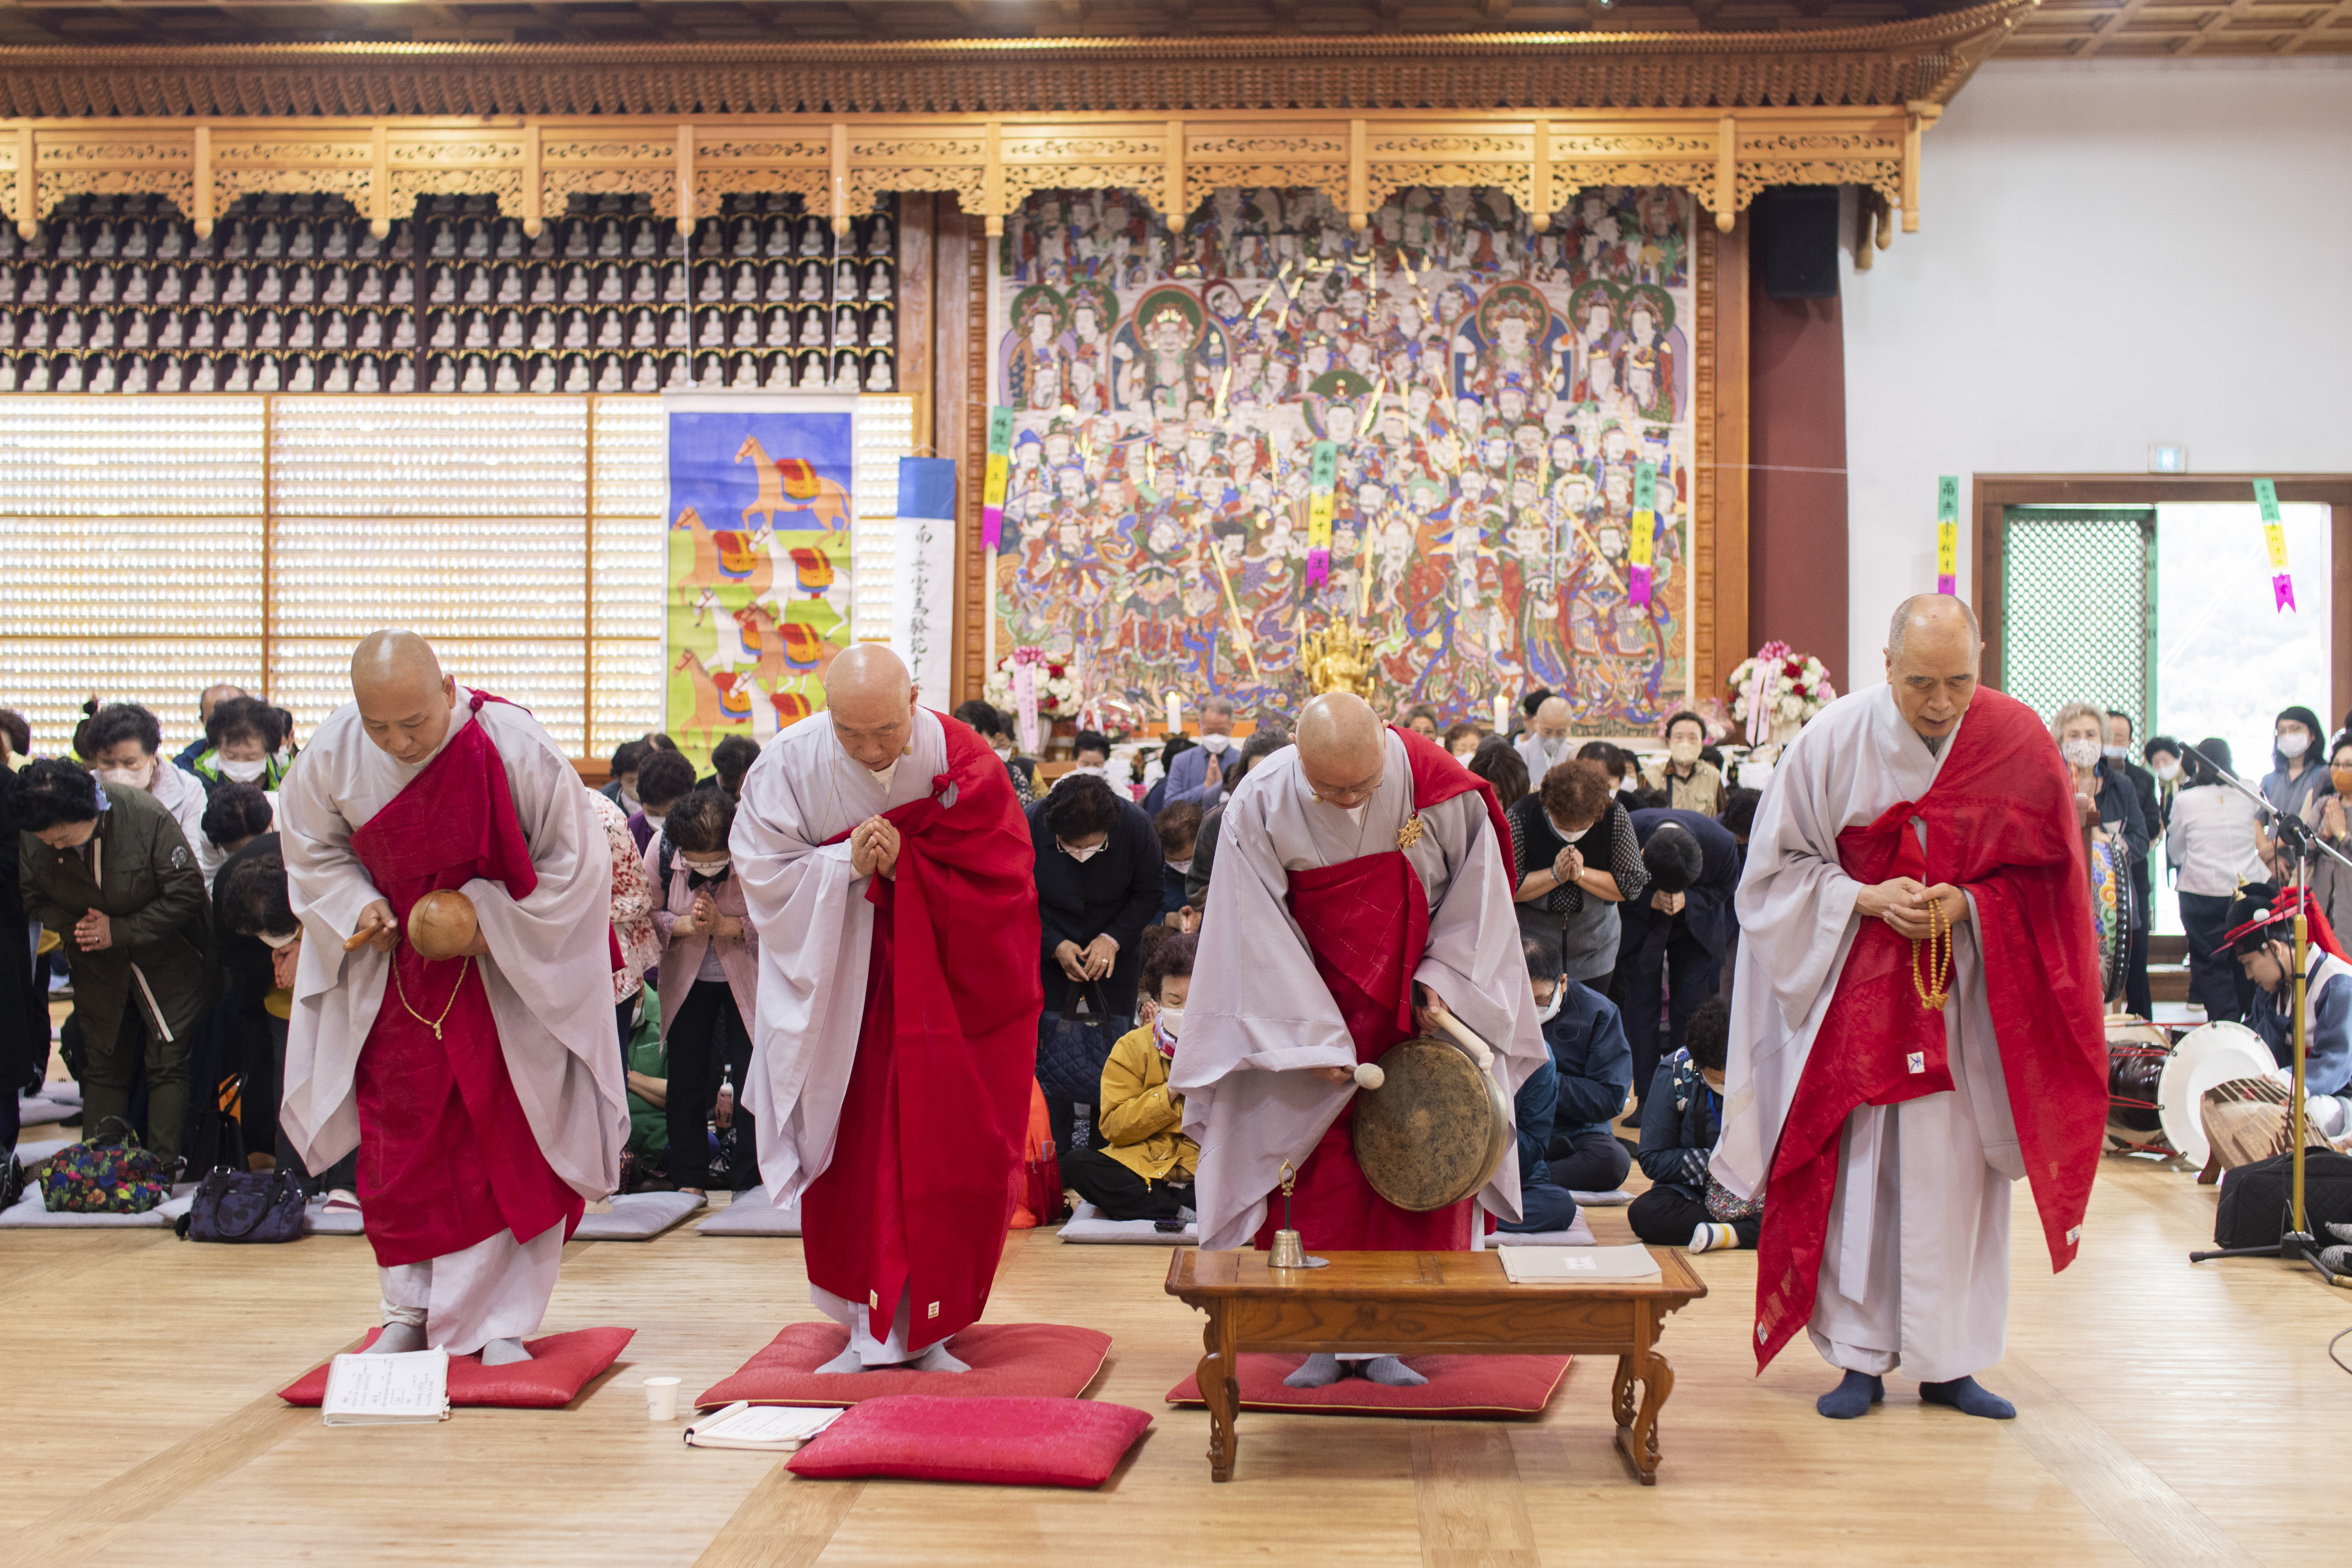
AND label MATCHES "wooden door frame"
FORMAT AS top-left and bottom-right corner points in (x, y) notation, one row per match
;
(1972, 474), (2352, 724)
